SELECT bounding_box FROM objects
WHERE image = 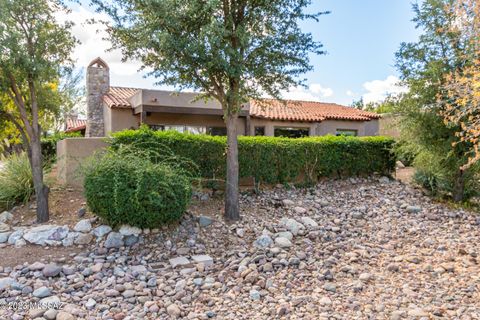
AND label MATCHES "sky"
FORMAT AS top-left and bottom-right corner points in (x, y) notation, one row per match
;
(67, 1), (421, 106)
